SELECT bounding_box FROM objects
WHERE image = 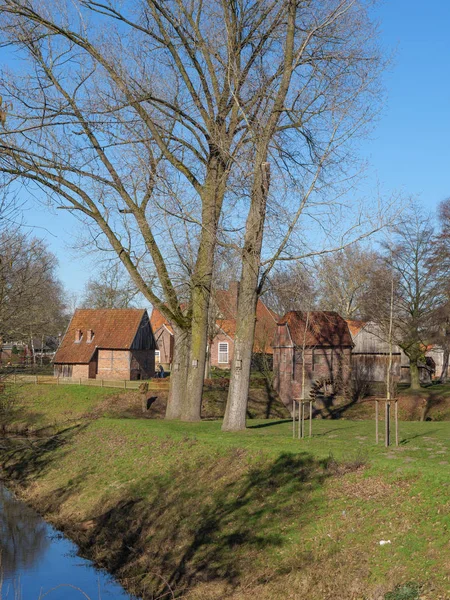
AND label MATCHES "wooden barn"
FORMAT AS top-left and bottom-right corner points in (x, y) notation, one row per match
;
(346, 320), (402, 383)
(53, 309), (156, 380)
(273, 311), (353, 411)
